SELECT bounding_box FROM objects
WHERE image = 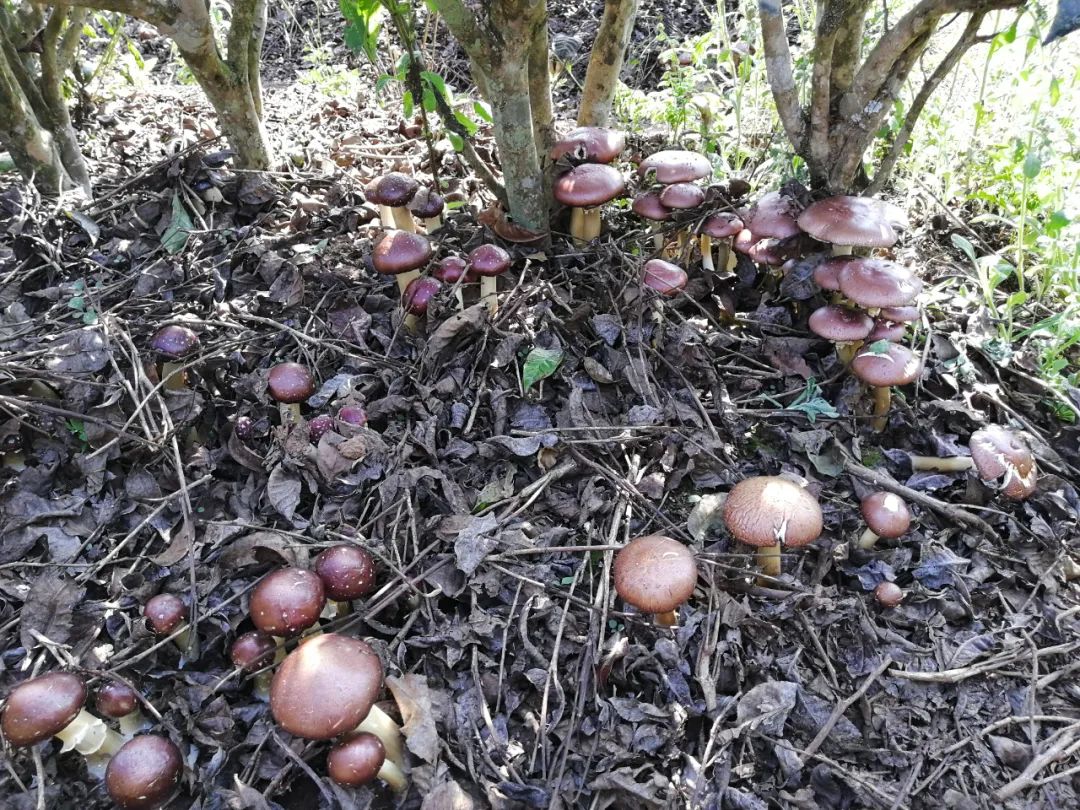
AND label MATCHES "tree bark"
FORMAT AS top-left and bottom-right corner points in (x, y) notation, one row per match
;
(39, 6), (92, 194)
(576, 0), (639, 127)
